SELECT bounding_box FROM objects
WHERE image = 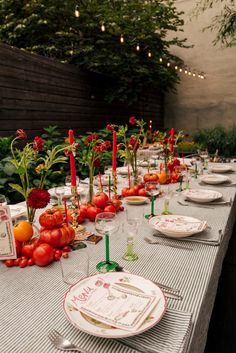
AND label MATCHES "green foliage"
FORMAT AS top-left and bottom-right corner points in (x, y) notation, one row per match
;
(193, 125), (236, 157)
(193, 0), (236, 47)
(0, 0), (190, 103)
